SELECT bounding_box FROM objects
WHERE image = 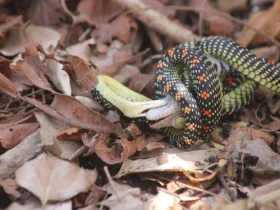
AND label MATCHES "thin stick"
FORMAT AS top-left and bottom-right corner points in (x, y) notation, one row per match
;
(115, 0), (198, 43)
(218, 174), (236, 201)
(103, 166), (121, 200)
